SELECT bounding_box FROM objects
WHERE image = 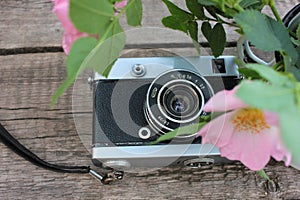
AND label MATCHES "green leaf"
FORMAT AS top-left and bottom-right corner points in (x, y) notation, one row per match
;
(99, 18), (124, 41)
(187, 21), (198, 42)
(297, 24), (300, 41)
(245, 64), (292, 86)
(187, 21), (200, 54)
(291, 37), (300, 46)
(126, 0), (143, 26)
(198, 0), (217, 6)
(80, 21), (126, 76)
(162, 16), (187, 33)
(110, 0), (123, 3)
(238, 67), (261, 79)
(239, 0), (264, 10)
(186, 0), (206, 19)
(234, 10), (298, 61)
(52, 20), (125, 105)
(236, 80), (295, 112)
(162, 0), (201, 54)
(51, 37), (98, 106)
(282, 51), (300, 82)
(295, 46), (300, 69)
(102, 62), (115, 78)
(203, 6), (221, 19)
(162, 0), (194, 22)
(279, 108), (300, 165)
(287, 65), (300, 82)
(201, 22), (226, 57)
(151, 122), (207, 144)
(202, 0), (238, 17)
(69, 0), (115, 34)
(239, 0), (254, 8)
